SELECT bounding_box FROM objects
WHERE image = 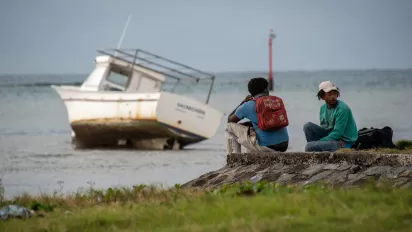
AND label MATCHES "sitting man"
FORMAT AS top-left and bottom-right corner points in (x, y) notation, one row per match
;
(303, 80), (358, 152)
(226, 77), (289, 154)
